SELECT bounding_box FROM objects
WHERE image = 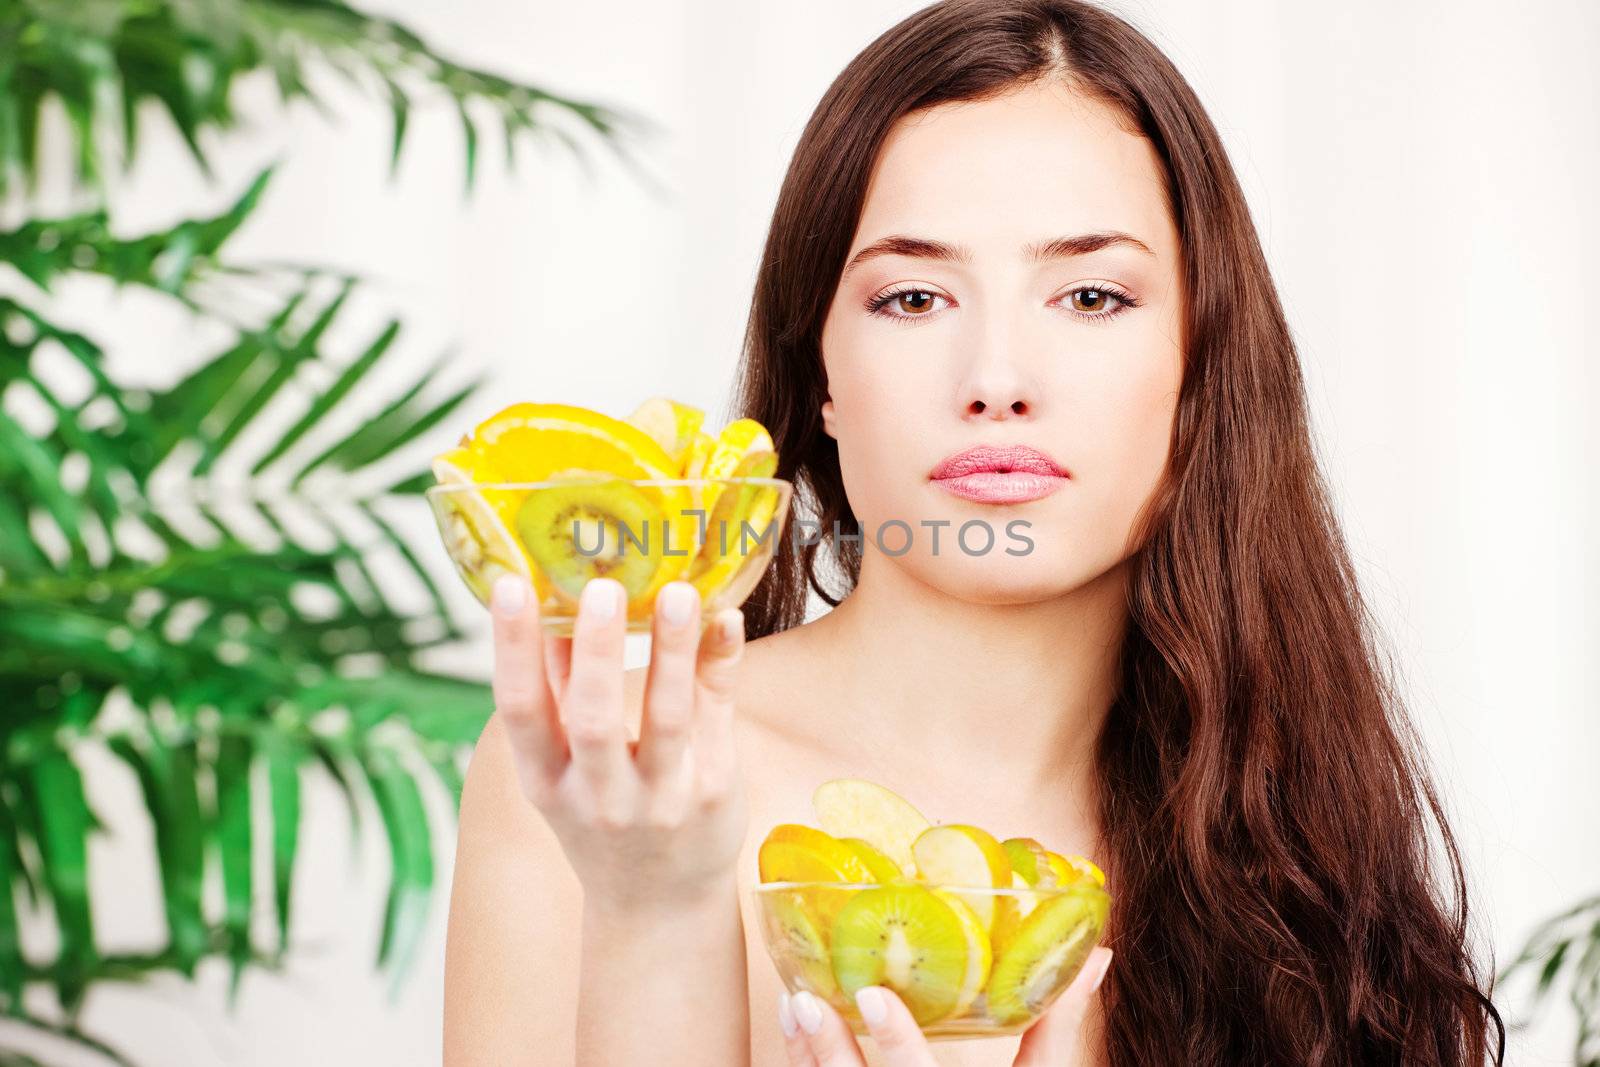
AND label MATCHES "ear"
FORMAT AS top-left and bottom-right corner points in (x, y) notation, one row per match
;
(821, 396), (836, 440)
